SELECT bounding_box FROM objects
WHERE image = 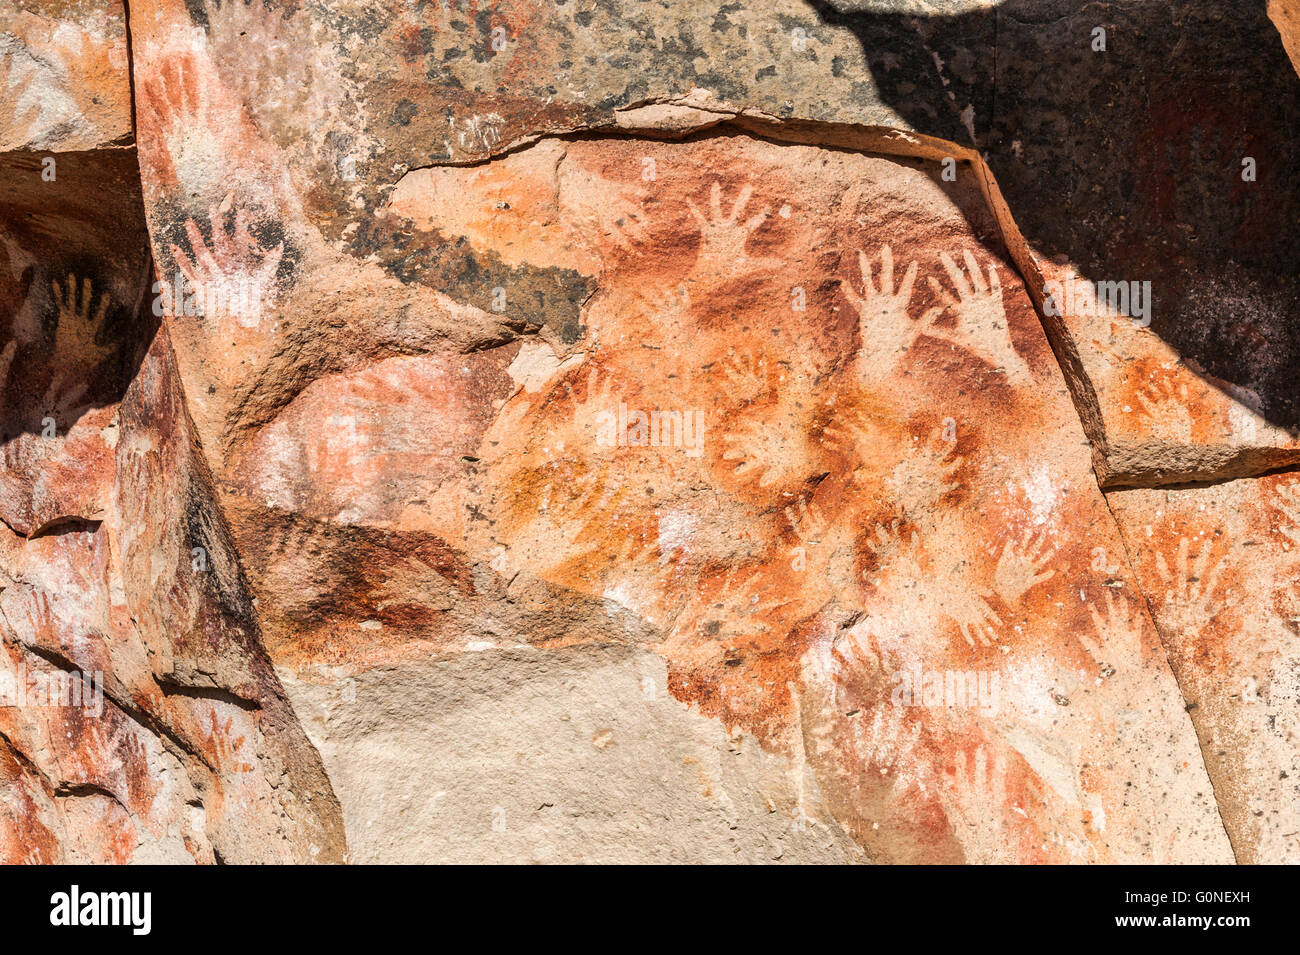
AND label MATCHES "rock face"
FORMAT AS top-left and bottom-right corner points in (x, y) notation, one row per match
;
(0, 0), (133, 152)
(0, 140), (344, 861)
(1110, 477), (1300, 864)
(0, 0), (1295, 863)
